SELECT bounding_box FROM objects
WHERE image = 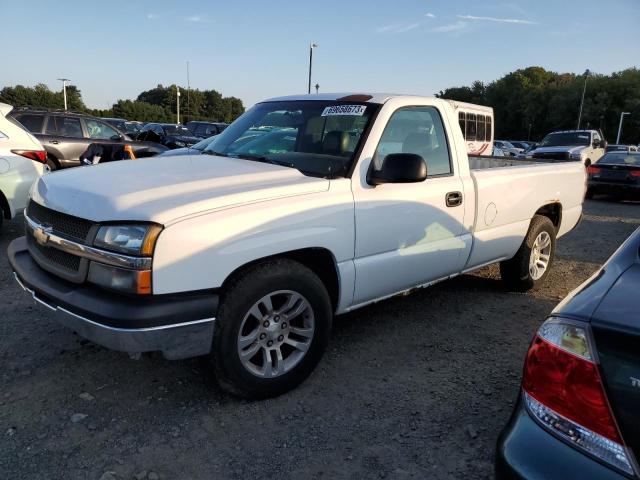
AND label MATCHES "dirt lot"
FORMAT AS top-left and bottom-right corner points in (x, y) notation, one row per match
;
(1, 199), (639, 480)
